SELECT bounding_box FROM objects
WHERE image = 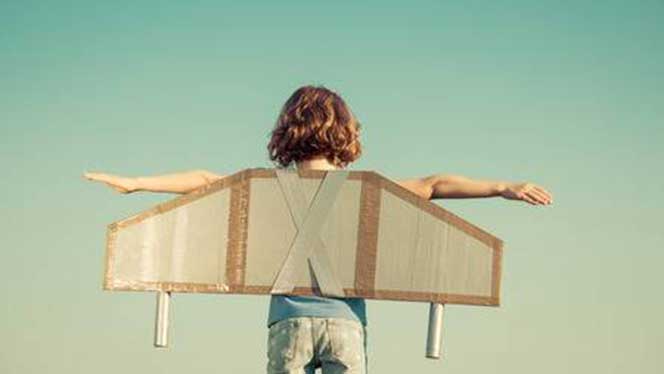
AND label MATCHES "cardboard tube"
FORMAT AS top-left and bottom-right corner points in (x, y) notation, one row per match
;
(426, 302), (444, 359)
(154, 291), (171, 348)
